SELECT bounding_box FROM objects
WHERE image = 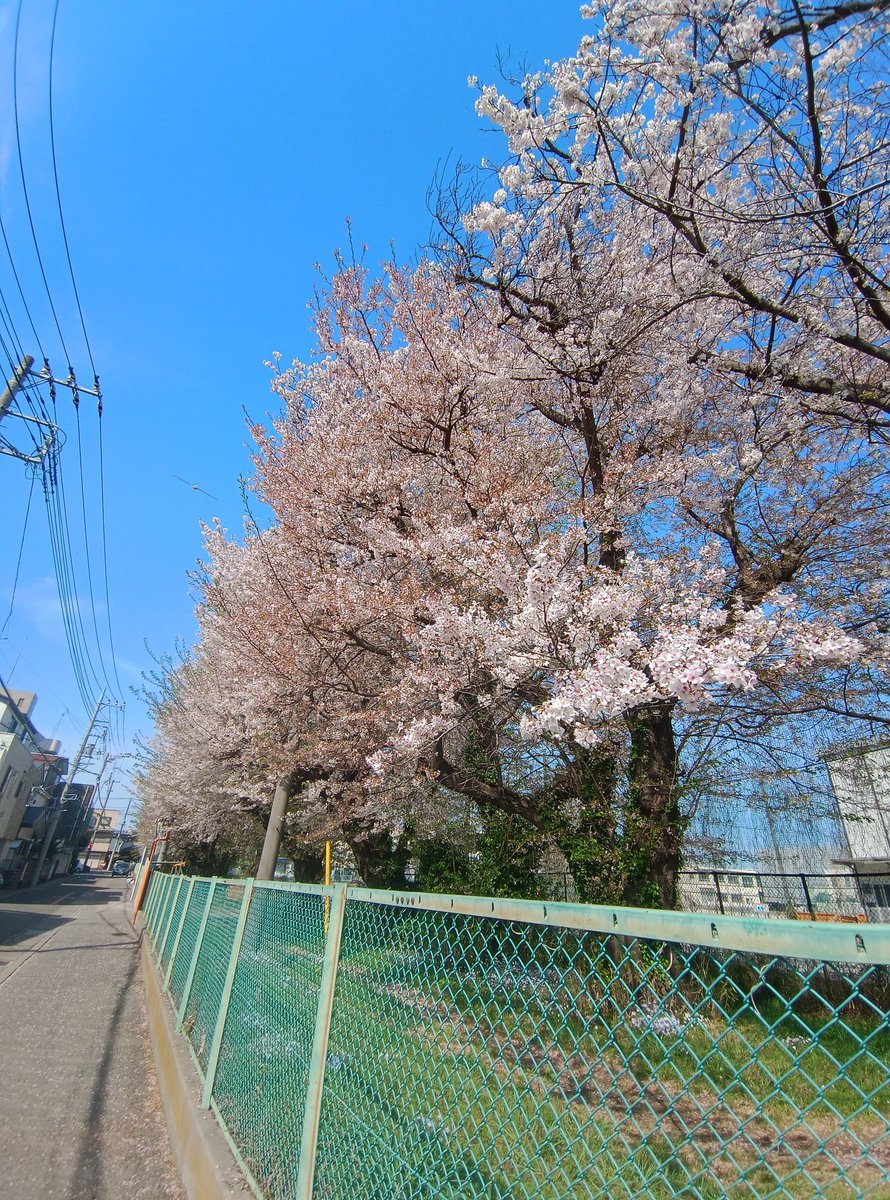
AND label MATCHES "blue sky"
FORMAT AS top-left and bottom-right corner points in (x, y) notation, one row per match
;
(0, 1), (588, 798)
